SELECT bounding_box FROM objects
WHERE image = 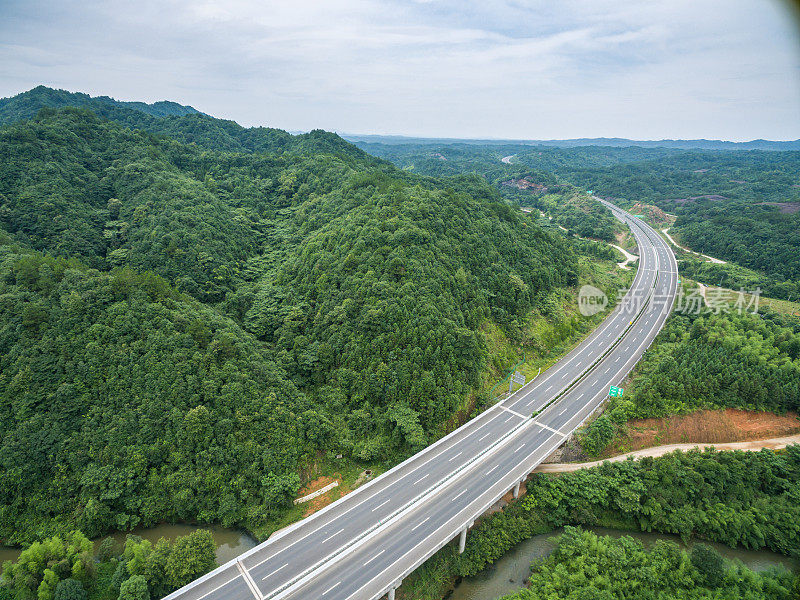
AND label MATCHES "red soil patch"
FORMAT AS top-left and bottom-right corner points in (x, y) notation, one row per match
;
(299, 476), (346, 517)
(605, 409), (800, 456)
(629, 202), (671, 226)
